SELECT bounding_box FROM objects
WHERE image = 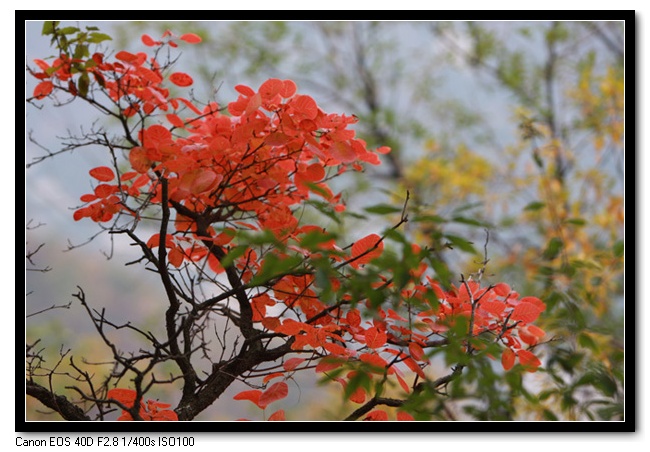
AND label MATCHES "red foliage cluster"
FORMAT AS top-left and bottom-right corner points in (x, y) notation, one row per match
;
(107, 389), (178, 421)
(30, 29), (546, 421)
